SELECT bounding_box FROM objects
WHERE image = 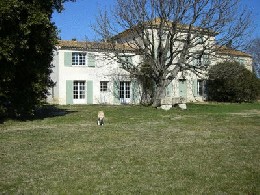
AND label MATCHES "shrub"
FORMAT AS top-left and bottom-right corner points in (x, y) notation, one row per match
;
(207, 61), (260, 102)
